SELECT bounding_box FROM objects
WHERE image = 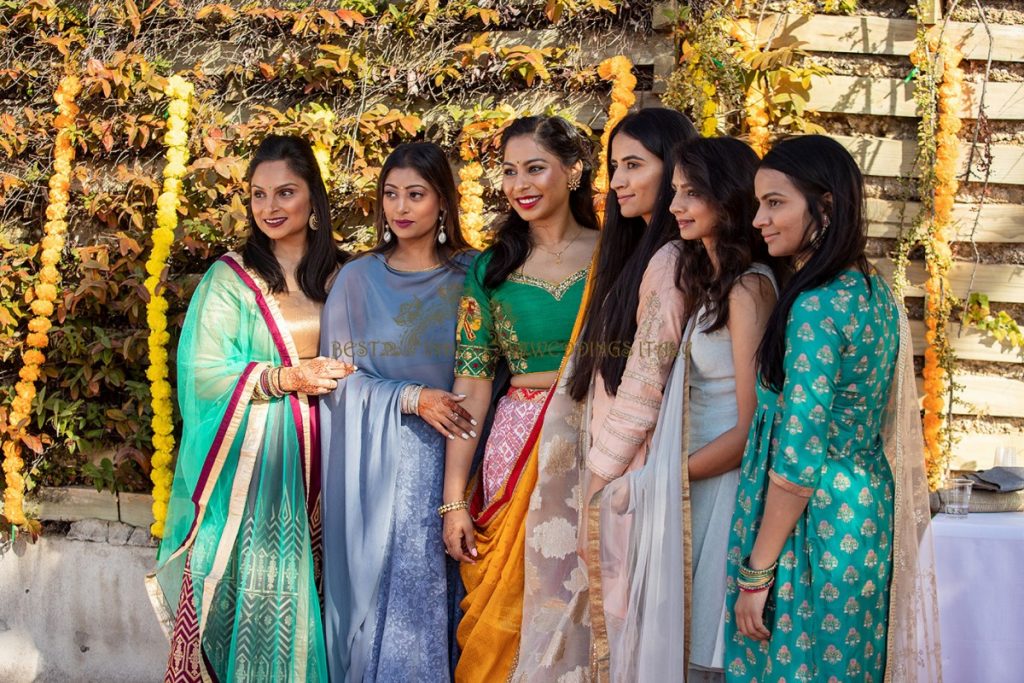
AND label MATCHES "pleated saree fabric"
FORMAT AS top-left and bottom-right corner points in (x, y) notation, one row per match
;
(456, 260), (595, 683)
(148, 252), (327, 683)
